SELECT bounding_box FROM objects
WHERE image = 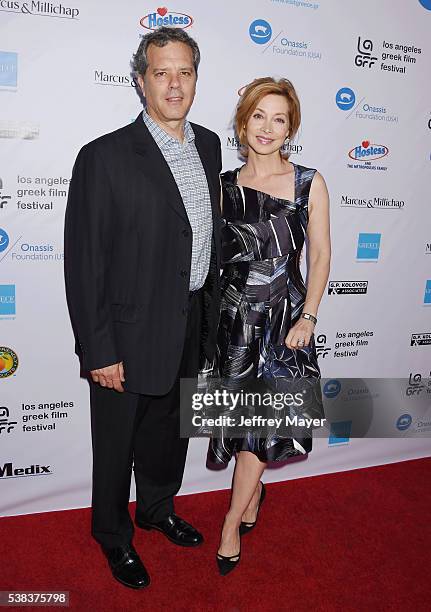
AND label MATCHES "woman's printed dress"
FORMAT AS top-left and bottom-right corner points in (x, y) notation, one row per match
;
(207, 163), (324, 465)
